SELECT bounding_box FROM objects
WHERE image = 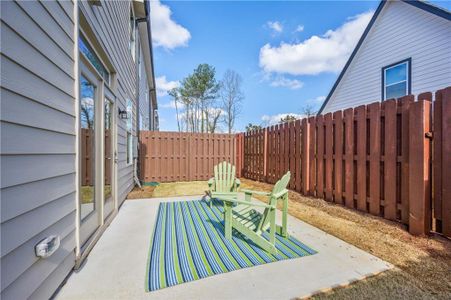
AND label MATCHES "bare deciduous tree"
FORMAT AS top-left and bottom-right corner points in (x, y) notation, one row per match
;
(168, 88), (181, 132)
(301, 104), (318, 118)
(220, 70), (244, 133)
